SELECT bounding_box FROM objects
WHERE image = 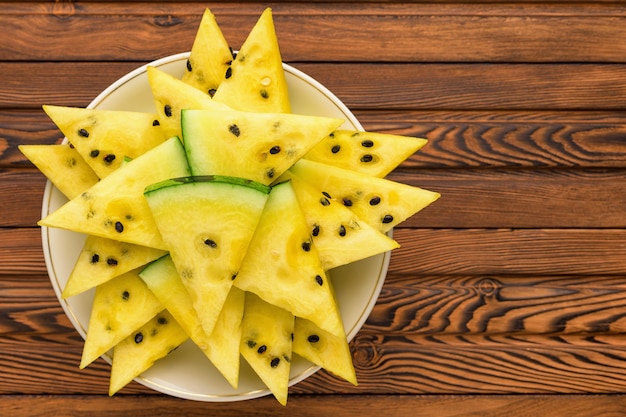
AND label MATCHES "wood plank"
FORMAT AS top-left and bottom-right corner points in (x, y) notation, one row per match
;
(4, 2), (626, 63)
(6, 332), (626, 395)
(6, 226), (626, 277)
(390, 228), (626, 276)
(8, 107), (626, 169)
(9, 167), (626, 229)
(4, 62), (626, 111)
(4, 394), (626, 417)
(8, 109), (626, 170)
(6, 272), (626, 337)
